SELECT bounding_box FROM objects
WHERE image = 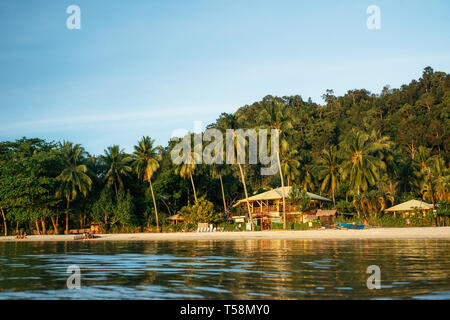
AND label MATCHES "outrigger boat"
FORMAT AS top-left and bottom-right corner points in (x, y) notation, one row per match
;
(335, 222), (375, 230)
